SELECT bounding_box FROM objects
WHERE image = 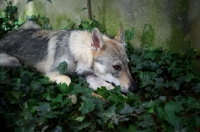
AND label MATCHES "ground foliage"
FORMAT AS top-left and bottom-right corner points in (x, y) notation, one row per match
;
(0, 2), (200, 132)
(0, 0), (23, 38)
